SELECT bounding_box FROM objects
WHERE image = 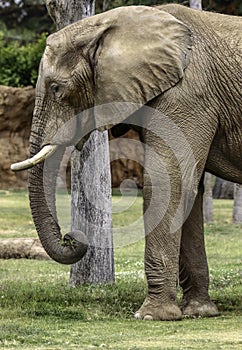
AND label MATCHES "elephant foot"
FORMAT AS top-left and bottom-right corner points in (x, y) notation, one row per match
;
(182, 299), (219, 318)
(134, 296), (182, 321)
